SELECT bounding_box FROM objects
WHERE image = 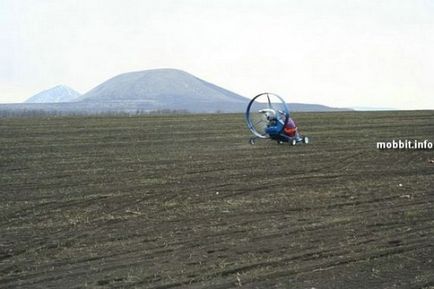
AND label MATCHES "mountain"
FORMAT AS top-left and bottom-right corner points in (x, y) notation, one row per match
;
(77, 68), (249, 112)
(25, 85), (81, 103)
(1, 69), (352, 116)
